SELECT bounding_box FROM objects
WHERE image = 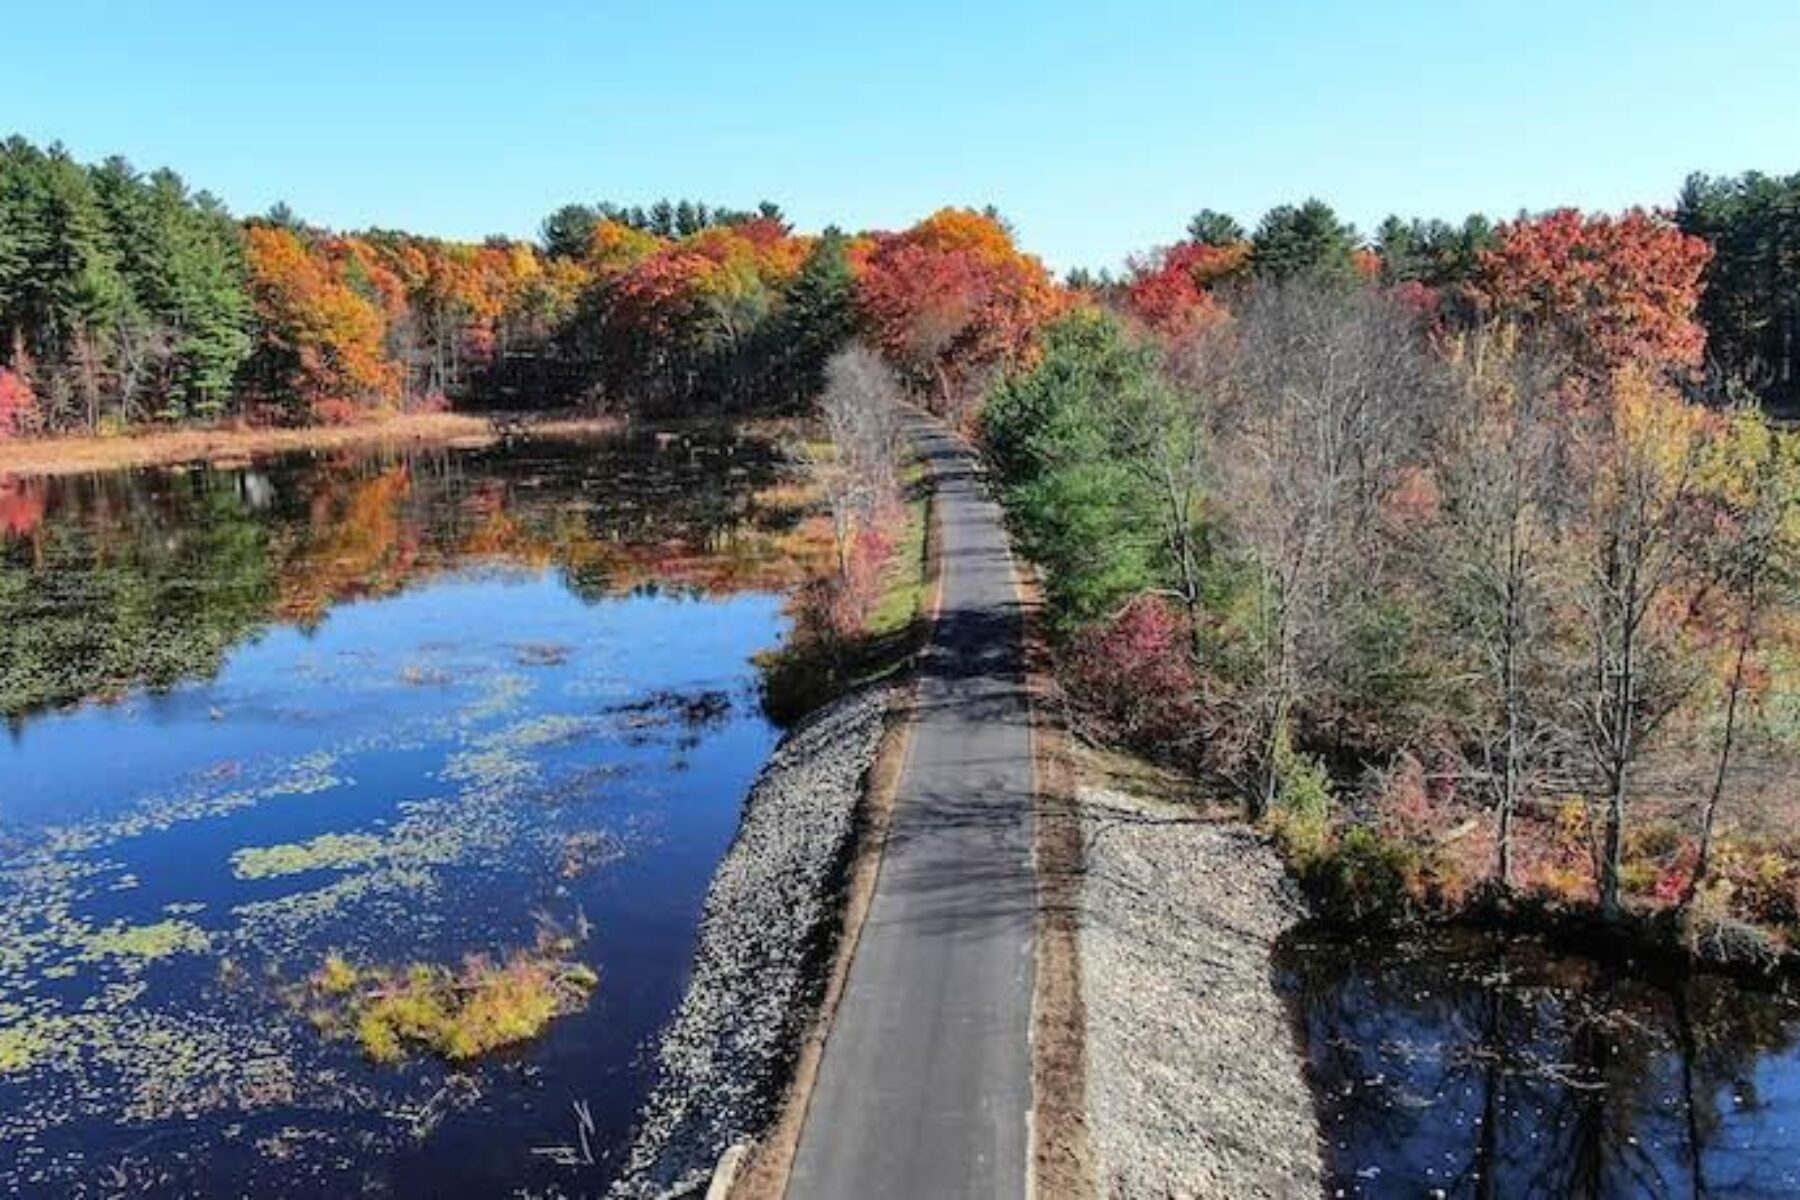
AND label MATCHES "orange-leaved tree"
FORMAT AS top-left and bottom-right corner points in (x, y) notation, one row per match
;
(856, 208), (1064, 422)
(244, 225), (400, 420)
